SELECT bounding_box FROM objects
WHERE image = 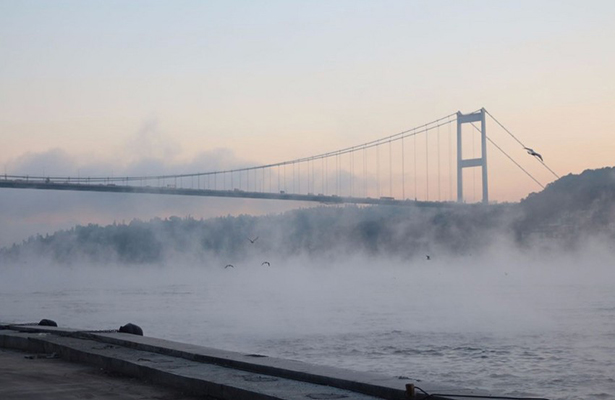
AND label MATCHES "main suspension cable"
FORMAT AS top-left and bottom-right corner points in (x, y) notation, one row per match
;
(485, 109), (560, 180)
(469, 122), (545, 189)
